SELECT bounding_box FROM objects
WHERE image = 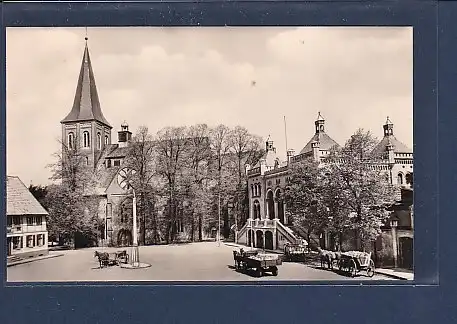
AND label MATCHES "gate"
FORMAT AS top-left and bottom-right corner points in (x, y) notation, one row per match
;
(399, 237), (413, 270)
